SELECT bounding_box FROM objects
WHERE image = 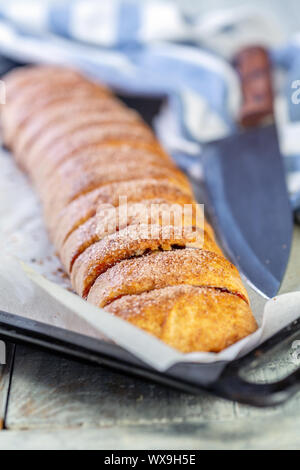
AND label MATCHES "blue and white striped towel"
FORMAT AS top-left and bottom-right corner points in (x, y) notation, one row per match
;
(0, 0), (300, 211)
